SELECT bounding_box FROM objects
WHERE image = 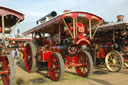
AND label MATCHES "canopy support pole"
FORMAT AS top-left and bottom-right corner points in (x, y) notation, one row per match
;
(62, 18), (74, 39)
(92, 23), (100, 39)
(89, 19), (92, 39)
(2, 16), (5, 40)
